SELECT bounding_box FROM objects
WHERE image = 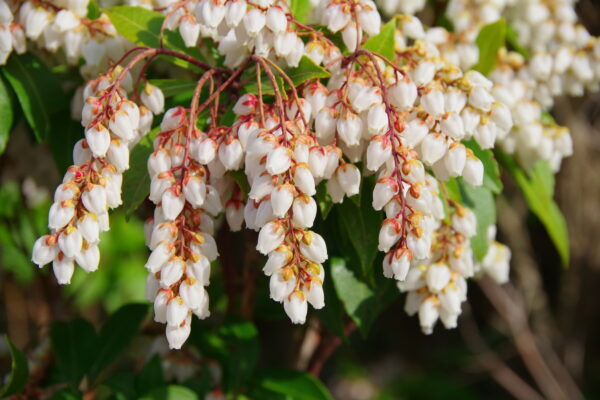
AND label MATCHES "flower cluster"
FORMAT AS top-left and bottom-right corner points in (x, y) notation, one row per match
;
(0, 0), (133, 77)
(31, 68), (156, 284)
(28, 0), (596, 345)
